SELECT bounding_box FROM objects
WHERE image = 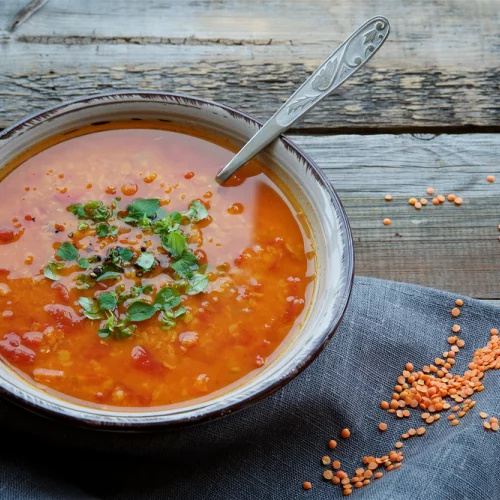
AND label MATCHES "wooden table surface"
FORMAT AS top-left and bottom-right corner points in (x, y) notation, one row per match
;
(0, 0), (499, 303)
